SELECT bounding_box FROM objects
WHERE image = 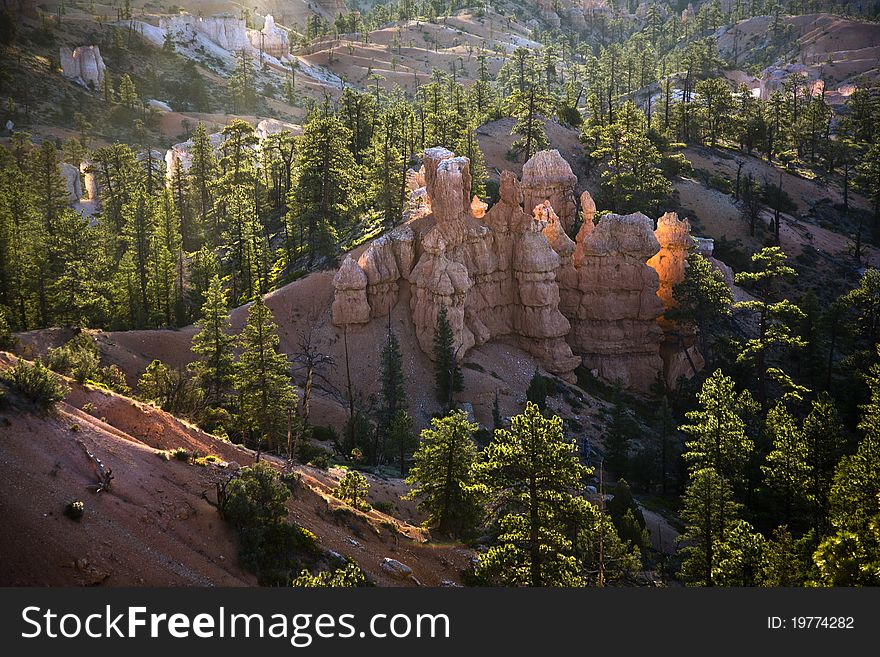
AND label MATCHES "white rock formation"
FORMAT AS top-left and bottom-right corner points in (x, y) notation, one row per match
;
(160, 14), (249, 52)
(60, 163), (82, 203)
(248, 14), (289, 59)
(60, 46), (106, 88)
